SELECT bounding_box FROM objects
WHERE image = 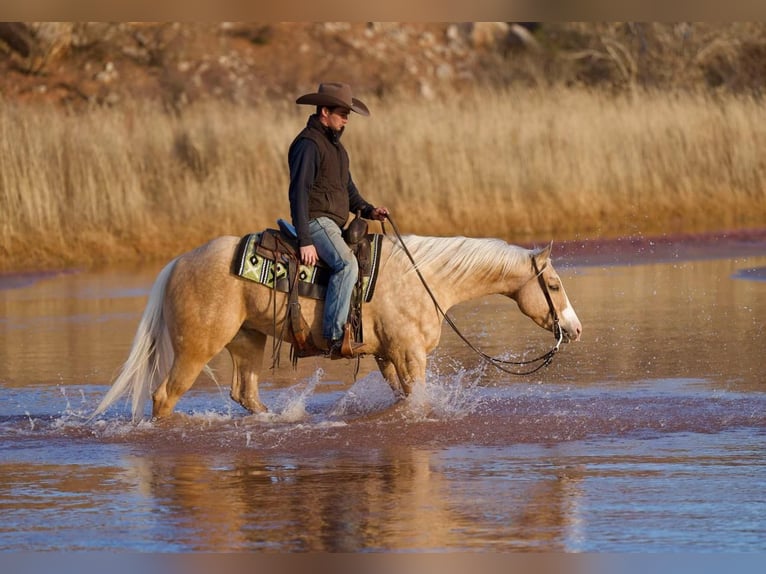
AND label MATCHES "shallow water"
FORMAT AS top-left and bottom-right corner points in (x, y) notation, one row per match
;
(1, 238), (765, 552)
